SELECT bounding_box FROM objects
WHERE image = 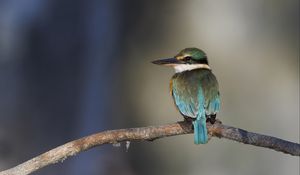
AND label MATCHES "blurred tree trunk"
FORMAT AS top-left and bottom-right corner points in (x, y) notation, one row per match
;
(0, 0), (133, 174)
